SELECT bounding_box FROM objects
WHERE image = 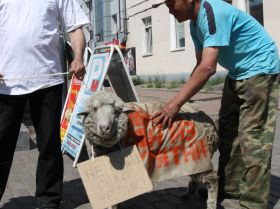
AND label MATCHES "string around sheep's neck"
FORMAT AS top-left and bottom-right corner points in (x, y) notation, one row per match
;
(91, 146), (95, 162)
(0, 72), (70, 81)
(118, 141), (125, 154)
